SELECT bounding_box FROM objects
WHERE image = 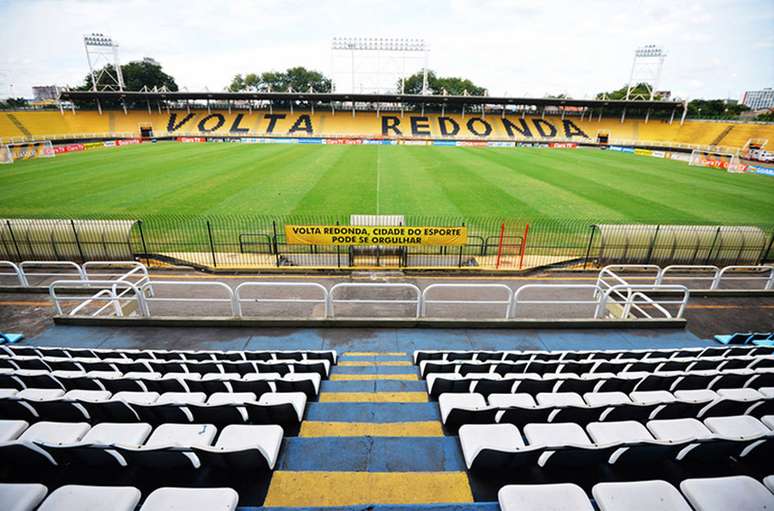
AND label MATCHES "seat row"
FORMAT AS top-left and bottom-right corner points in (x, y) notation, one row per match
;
(414, 345), (774, 364)
(498, 476), (774, 511)
(0, 368), (320, 397)
(418, 356), (774, 378)
(0, 484), (239, 511)
(459, 416), (774, 471)
(426, 367), (774, 399)
(0, 356), (331, 377)
(0, 388), (306, 430)
(2, 345), (337, 364)
(439, 388), (774, 431)
(0, 419), (282, 472)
